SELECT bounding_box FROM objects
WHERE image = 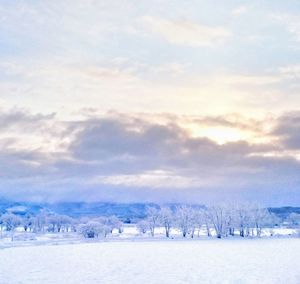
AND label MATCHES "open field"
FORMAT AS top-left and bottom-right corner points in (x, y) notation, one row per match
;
(0, 225), (297, 249)
(0, 238), (300, 284)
